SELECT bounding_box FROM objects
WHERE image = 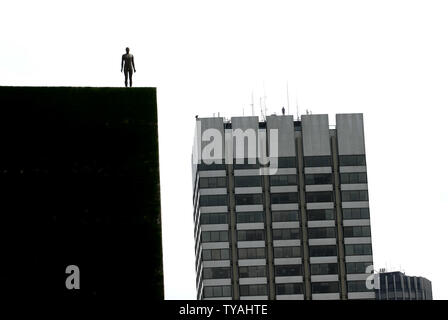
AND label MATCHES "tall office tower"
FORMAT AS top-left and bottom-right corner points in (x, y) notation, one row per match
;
(375, 271), (432, 300)
(192, 114), (374, 300)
